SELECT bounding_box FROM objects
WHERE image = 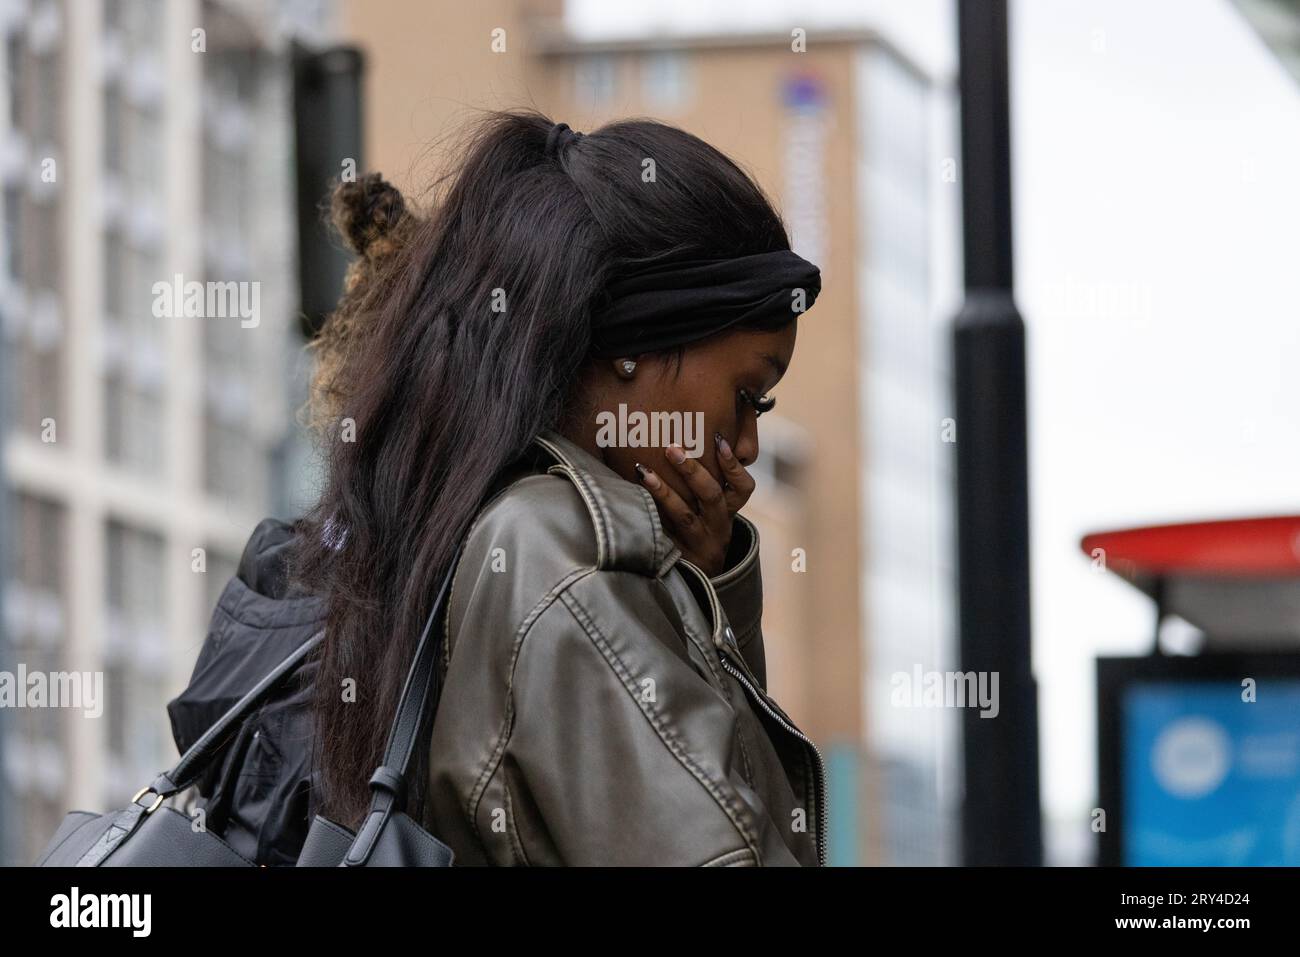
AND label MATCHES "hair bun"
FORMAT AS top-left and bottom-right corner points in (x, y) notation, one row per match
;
(331, 171), (408, 259)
